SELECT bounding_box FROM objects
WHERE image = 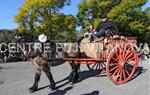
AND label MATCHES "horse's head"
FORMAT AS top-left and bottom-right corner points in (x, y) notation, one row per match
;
(26, 36), (56, 60)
